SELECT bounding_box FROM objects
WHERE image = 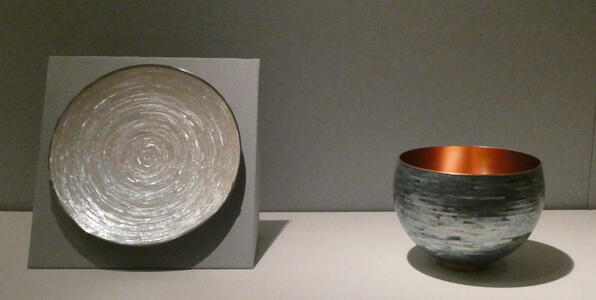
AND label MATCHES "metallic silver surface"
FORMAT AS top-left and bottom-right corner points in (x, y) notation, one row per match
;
(394, 146), (544, 266)
(49, 65), (240, 246)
